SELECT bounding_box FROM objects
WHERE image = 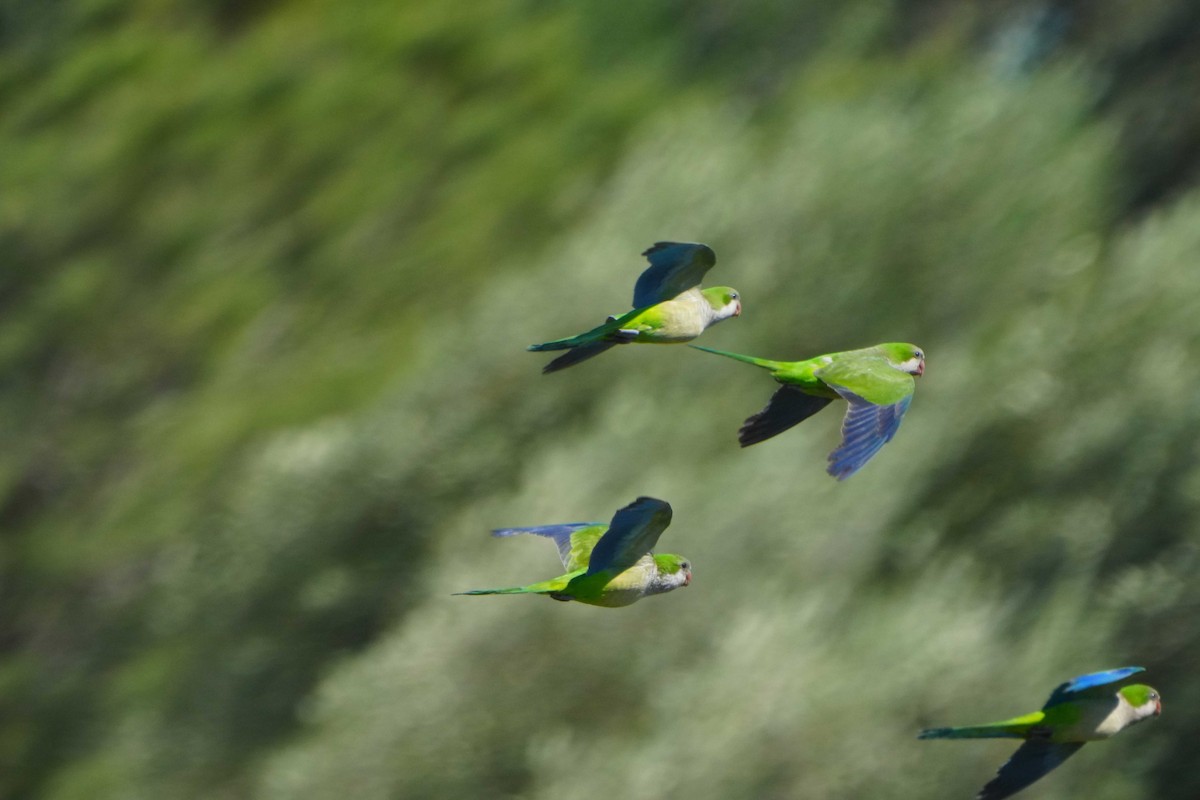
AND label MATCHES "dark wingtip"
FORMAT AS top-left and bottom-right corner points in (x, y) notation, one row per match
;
(826, 463), (856, 481)
(540, 341), (615, 373)
(737, 415), (781, 447)
(737, 429), (766, 447)
(540, 352), (579, 374)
